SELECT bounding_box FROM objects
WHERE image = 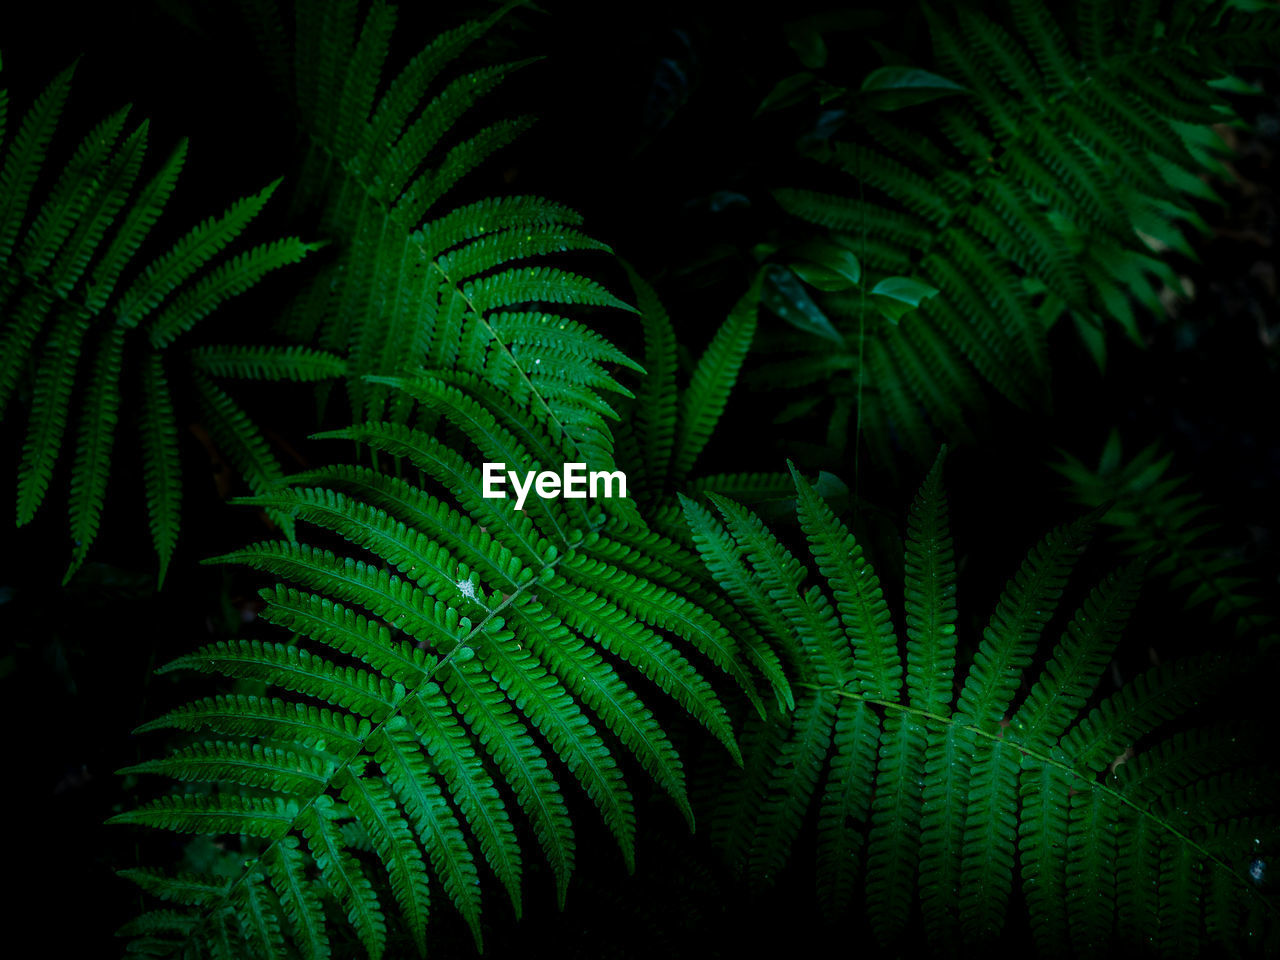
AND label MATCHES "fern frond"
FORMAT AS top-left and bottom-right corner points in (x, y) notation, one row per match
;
(255, 0), (634, 468)
(116, 377), (755, 958)
(670, 275), (761, 483)
(624, 265), (677, 489)
(763, 0), (1278, 465)
(0, 60), (312, 579)
(692, 456), (1274, 954)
